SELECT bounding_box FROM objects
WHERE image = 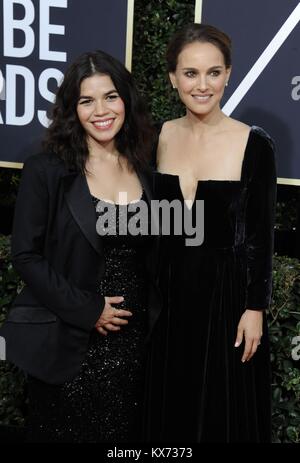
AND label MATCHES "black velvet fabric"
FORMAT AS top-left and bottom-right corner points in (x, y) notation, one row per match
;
(145, 126), (277, 443)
